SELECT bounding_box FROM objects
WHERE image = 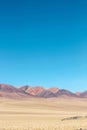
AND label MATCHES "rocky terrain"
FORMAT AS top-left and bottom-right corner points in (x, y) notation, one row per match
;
(0, 84), (87, 99)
